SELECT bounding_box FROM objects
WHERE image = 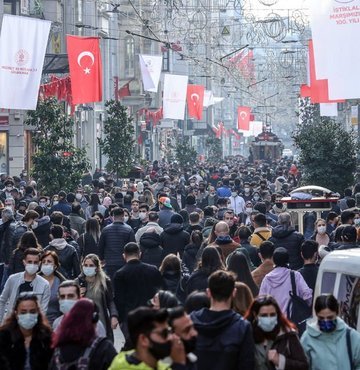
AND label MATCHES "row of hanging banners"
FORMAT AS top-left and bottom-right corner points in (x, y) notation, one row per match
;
(3, 1), (359, 126)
